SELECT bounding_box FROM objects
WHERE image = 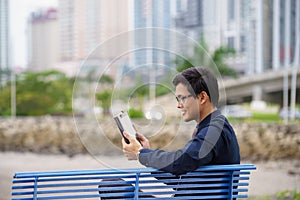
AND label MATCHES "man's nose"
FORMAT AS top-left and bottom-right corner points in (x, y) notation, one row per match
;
(177, 102), (183, 109)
